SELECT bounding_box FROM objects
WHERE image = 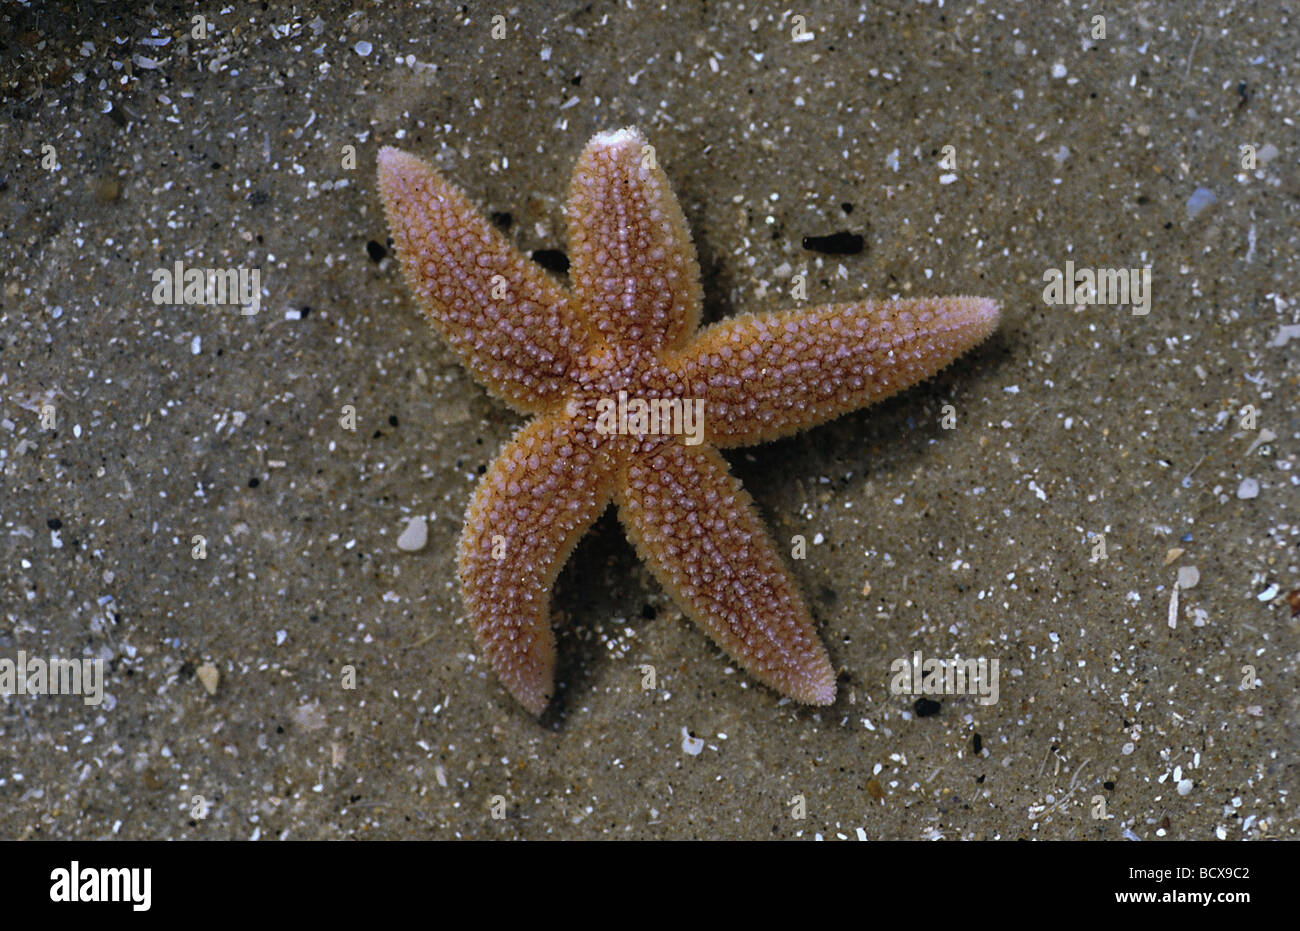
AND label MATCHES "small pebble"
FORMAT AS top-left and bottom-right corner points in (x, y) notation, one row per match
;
(913, 697), (942, 717)
(1185, 186), (1216, 219)
(354, 40), (372, 57)
(1176, 566), (1199, 589)
(93, 177), (120, 203)
(1177, 779), (1194, 796)
(1270, 324), (1300, 347)
(681, 728), (704, 755)
(196, 663), (219, 695)
(1236, 478), (1259, 499)
(294, 701), (327, 730)
(397, 516), (428, 551)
